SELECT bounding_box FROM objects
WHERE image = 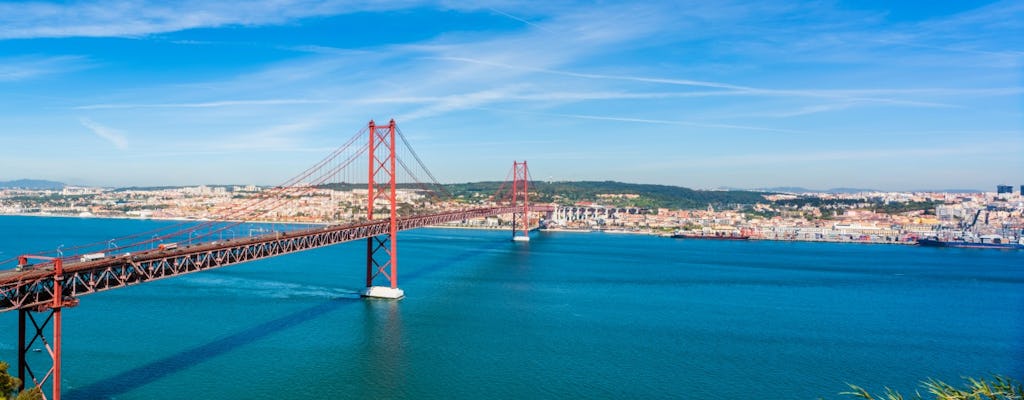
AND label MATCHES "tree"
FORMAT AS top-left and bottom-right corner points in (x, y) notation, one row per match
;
(842, 374), (1023, 400)
(13, 387), (41, 400)
(0, 362), (41, 400)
